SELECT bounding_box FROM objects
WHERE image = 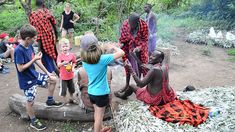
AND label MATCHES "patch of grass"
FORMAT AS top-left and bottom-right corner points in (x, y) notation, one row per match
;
(157, 14), (176, 41)
(227, 49), (235, 56)
(228, 57), (235, 62)
(227, 49), (235, 62)
(157, 13), (212, 42)
(63, 122), (75, 132)
(201, 47), (212, 56)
